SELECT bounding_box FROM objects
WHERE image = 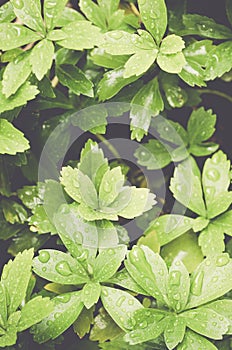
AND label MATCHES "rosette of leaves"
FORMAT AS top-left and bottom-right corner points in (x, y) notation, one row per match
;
(0, 0), (104, 112)
(147, 151), (232, 256)
(135, 107), (218, 170)
(170, 0), (232, 81)
(0, 249), (54, 347)
(32, 244), (144, 343)
(123, 245), (232, 349)
(60, 139), (156, 221)
(79, 0), (139, 33)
